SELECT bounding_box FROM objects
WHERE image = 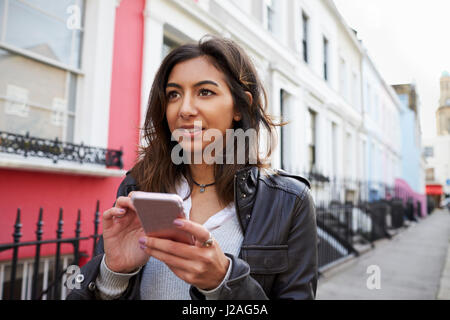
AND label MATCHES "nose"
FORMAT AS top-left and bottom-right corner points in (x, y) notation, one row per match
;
(179, 94), (198, 119)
